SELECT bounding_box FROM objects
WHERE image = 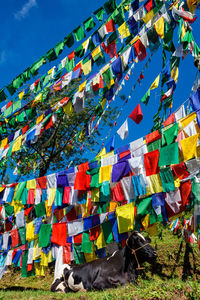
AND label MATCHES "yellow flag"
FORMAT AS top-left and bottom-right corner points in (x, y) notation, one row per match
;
(84, 245), (97, 262)
(149, 174), (163, 194)
(101, 98), (106, 110)
(47, 188), (56, 207)
(48, 67), (55, 75)
(100, 150), (114, 159)
(187, 0), (197, 14)
(91, 46), (101, 60)
(82, 38), (89, 51)
(150, 75), (160, 90)
(36, 114), (44, 124)
(0, 187), (5, 193)
(96, 147), (106, 158)
(142, 9), (154, 24)
(63, 101), (73, 116)
(35, 93), (42, 102)
(96, 227), (106, 249)
(116, 202), (135, 234)
(79, 80), (87, 92)
(181, 23), (186, 40)
(26, 179), (36, 189)
(118, 22), (130, 38)
(99, 165), (112, 183)
(181, 134), (198, 161)
(82, 59), (92, 76)
(180, 112), (196, 128)
(91, 188), (100, 202)
(26, 221), (35, 242)
(12, 135), (23, 152)
(171, 67), (179, 83)
(1, 137), (8, 148)
(154, 17), (164, 39)
(19, 91), (24, 100)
